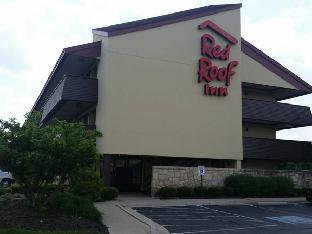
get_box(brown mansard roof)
[241,38,312,93]
[243,137,312,161]
[31,41,101,112]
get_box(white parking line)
[150,215,239,218]
[153,217,242,221]
[137,205,280,233]
[199,205,273,224]
[171,224,278,234]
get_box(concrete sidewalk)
[95,194,307,234]
[95,200,168,234]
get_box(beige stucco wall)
[242,123,276,139]
[241,53,297,89]
[94,9,243,160]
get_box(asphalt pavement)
[134,203,312,233]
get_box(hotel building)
[32,4,312,192]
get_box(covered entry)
[112,158,143,192]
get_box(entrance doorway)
[112,158,143,192]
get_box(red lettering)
[201,34,231,60]
[209,66,218,80]
[209,86,218,95]
[212,45,221,58]
[198,21,239,97]
[199,58,239,86]
[218,87,228,96]
[201,34,214,57]
[219,45,231,60]
[204,84,228,96]
[217,67,227,81]
[225,60,239,86]
[198,58,212,83]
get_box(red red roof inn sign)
[198,20,239,96]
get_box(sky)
[0,0,311,141]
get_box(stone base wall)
[151,166,312,195]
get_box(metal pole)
[201,174,203,188]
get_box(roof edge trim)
[94,4,242,37]
[241,38,312,93]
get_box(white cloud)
[0,0,311,141]
[0,0,203,122]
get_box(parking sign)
[198,165,205,176]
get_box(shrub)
[278,162,297,170]
[158,187,177,199]
[0,188,5,196]
[257,177,277,197]
[177,186,193,198]
[278,161,312,171]
[47,192,101,222]
[193,186,208,197]
[207,186,223,198]
[10,185,21,194]
[224,174,295,197]
[70,170,104,201]
[272,176,295,196]
[0,112,102,206]
[224,174,259,197]
[101,187,119,201]
[0,186,22,195]
[294,188,305,197]
[0,193,24,202]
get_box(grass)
[0,230,99,234]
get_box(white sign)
[198,166,205,176]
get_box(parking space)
[134,203,312,233]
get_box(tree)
[0,112,102,206]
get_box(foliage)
[294,188,305,197]
[177,186,193,198]
[224,174,259,197]
[278,161,312,171]
[257,176,277,197]
[193,186,208,197]
[0,193,25,202]
[224,174,295,197]
[0,185,21,196]
[207,186,223,198]
[46,192,101,222]
[158,187,177,199]
[10,185,21,194]
[0,112,101,206]
[0,187,12,196]
[101,187,119,201]
[70,170,104,201]
[272,176,295,196]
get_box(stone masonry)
[151,166,312,195]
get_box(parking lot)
[134,203,312,233]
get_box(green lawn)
[0,230,99,234]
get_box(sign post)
[198,165,205,188]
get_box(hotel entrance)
[112,158,143,192]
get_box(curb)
[255,201,289,206]
[115,203,169,234]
